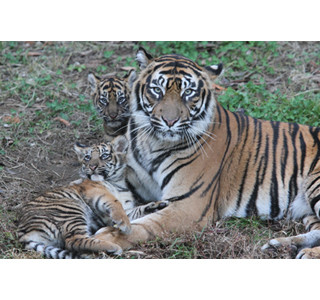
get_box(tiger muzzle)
[152,92,188,129]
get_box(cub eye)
[184,89,193,96]
[84,155,91,161]
[100,153,110,160]
[118,97,126,104]
[99,97,107,105]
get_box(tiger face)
[132,48,223,142]
[88,70,136,139]
[74,135,129,182]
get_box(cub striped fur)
[18,179,130,258]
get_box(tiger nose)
[89,164,98,171]
[163,116,179,127]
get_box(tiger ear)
[123,69,137,88]
[136,47,154,70]
[204,63,224,81]
[88,73,101,93]
[74,142,89,160]
[111,135,128,153]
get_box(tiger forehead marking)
[100,77,126,96]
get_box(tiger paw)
[144,200,169,213]
[262,231,320,254]
[107,203,132,234]
[296,246,320,259]
[113,217,131,235]
[93,226,132,250]
[261,237,293,252]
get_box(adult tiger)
[94,48,320,258]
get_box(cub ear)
[74,142,89,160]
[88,73,101,93]
[204,63,224,81]
[123,69,137,88]
[136,47,154,70]
[111,135,129,153]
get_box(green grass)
[218,84,320,127]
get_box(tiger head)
[88,70,136,130]
[131,47,223,142]
[74,135,129,182]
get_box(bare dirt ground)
[0,41,319,259]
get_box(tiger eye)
[153,87,162,94]
[100,153,110,160]
[99,97,107,105]
[184,89,193,95]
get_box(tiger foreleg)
[93,202,206,251]
[74,181,132,234]
[102,198,132,234]
[126,200,169,221]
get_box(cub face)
[88,70,136,133]
[74,135,129,182]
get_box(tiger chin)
[88,70,136,141]
[92,47,320,259]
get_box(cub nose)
[89,164,98,171]
[162,116,179,127]
[109,113,118,119]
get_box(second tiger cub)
[74,135,169,221]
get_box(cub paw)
[113,217,131,235]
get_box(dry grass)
[0,41,319,259]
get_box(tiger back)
[88,70,136,141]
[17,179,131,258]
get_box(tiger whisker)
[190,131,208,158]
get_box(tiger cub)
[88,70,136,141]
[74,135,169,221]
[17,179,131,259]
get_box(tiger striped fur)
[17,179,131,258]
[88,70,136,141]
[74,135,169,221]
[93,47,320,258]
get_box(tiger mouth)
[86,169,112,180]
[151,126,185,140]
[150,121,189,136]
[103,117,121,122]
